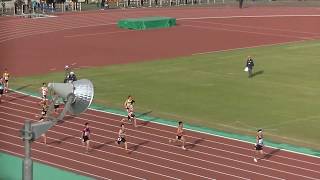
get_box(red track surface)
[1,6,320,76]
[0,92,320,179]
[1,6,320,180]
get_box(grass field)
[11,40,320,150]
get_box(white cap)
[70,71,74,75]
[65,65,69,69]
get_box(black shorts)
[0,89,3,95]
[4,80,8,83]
[117,137,126,144]
[128,114,135,119]
[42,95,47,99]
[83,136,89,142]
[255,144,263,151]
[177,135,182,140]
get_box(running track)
[0,91,319,179]
[1,6,320,180]
[1,6,320,76]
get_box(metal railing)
[1,0,320,17]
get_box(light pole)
[22,120,33,180]
[20,79,94,180]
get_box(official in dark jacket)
[246,56,254,78]
[64,71,77,83]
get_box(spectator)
[100,0,105,9]
[239,0,244,8]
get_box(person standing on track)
[40,83,48,101]
[81,122,91,153]
[2,68,10,93]
[169,121,186,150]
[0,78,4,103]
[116,123,128,151]
[253,129,264,162]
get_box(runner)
[38,99,49,144]
[37,99,49,120]
[52,92,60,114]
[0,78,4,103]
[123,95,135,113]
[127,104,137,127]
[169,121,187,150]
[2,68,10,93]
[122,95,136,126]
[81,122,91,153]
[253,129,264,162]
[38,118,47,145]
[116,123,128,151]
[40,83,48,101]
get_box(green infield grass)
[10,40,320,150]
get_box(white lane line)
[0,14,116,31]
[181,24,312,40]
[0,132,178,180]
[0,18,111,38]
[180,19,320,36]
[0,112,267,180]
[81,111,320,166]
[1,14,319,43]
[64,30,130,38]
[6,93,320,166]
[0,22,117,44]
[0,122,229,180]
[0,125,203,180]
[0,149,111,180]
[1,106,319,180]
[177,14,320,20]
[0,117,275,180]
[0,140,145,180]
